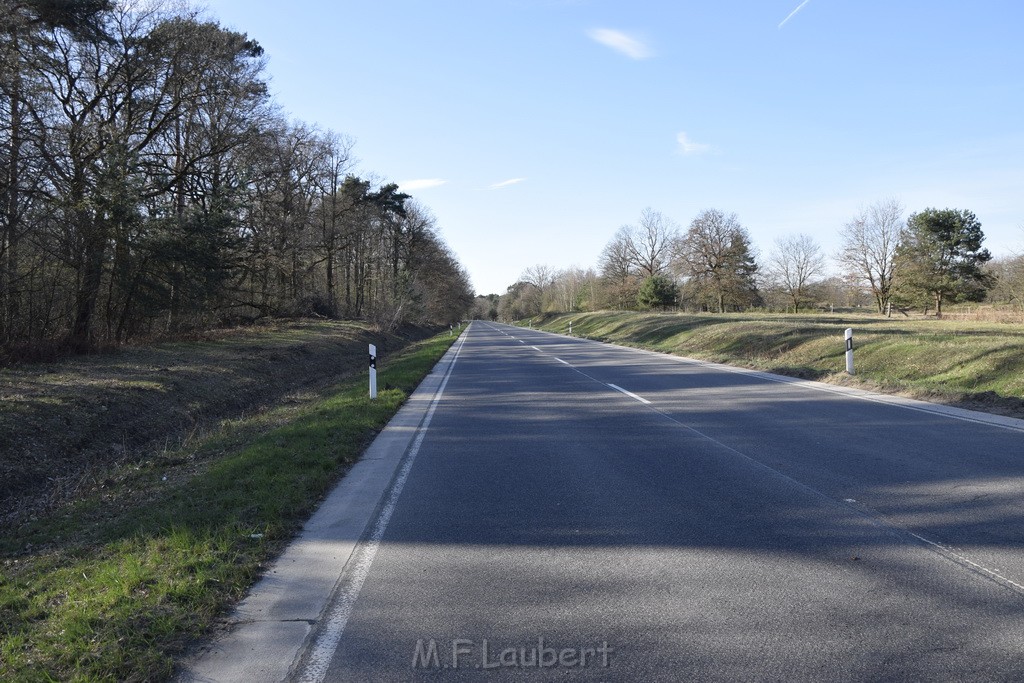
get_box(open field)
[526,311,1024,418]
[0,325,456,681]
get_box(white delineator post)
[369,344,378,399]
[568,320,573,336]
[844,328,855,375]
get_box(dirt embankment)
[0,320,432,522]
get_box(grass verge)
[526,311,1024,415]
[1,319,431,520]
[0,331,457,682]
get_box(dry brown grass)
[940,307,1024,324]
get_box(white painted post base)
[844,328,854,375]
[369,344,378,399]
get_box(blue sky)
[203,0,1024,295]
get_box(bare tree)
[520,263,555,312]
[598,231,639,309]
[816,276,872,310]
[0,7,45,344]
[310,131,356,315]
[767,234,826,313]
[837,198,903,315]
[595,208,677,310]
[0,1,476,356]
[550,266,589,312]
[985,255,1024,312]
[674,209,760,313]
[521,263,555,292]
[404,229,473,326]
[624,207,677,278]
[498,280,540,320]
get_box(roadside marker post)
[369,344,378,399]
[845,328,855,375]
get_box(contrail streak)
[778,0,811,28]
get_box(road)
[290,321,1024,681]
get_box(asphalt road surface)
[292,322,1024,682]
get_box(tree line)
[484,199,1021,320]
[1,0,473,360]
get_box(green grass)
[0,332,456,682]
[528,311,1024,405]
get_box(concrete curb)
[176,333,466,682]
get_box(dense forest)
[0,0,474,361]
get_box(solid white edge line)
[655,351,1024,433]
[494,323,1024,596]
[523,325,1024,434]
[296,331,468,683]
[527,325,1024,594]
[607,383,652,405]
[902,529,1024,594]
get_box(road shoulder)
[176,334,466,682]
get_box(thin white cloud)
[778,0,812,28]
[676,132,711,156]
[490,178,527,189]
[586,28,652,60]
[398,178,447,191]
